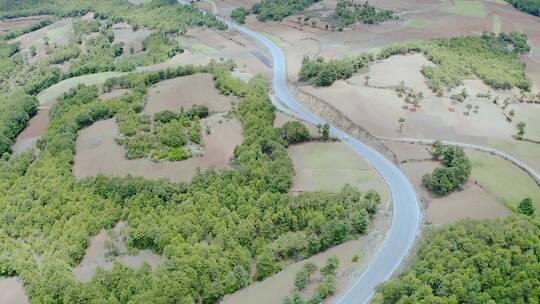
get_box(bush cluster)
[422,141,471,196]
[376,216,540,303]
[335,0,398,26]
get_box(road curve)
[379,136,540,186]
[178,2,422,302]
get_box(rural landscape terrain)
[0,0,539,303]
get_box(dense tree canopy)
[422,141,471,196]
[506,0,540,16]
[376,216,540,303]
[251,0,321,22]
[0,61,382,303]
[299,32,532,92]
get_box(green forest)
[0,59,382,303]
[375,216,540,303]
[506,0,540,16]
[250,0,321,22]
[0,0,222,155]
[299,32,531,93]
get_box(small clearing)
[0,277,29,304]
[352,53,434,93]
[136,50,212,72]
[426,184,511,225]
[11,101,52,155]
[73,115,242,183]
[0,15,50,33]
[37,72,126,104]
[145,73,236,115]
[73,221,164,282]
[288,142,389,200]
[112,22,153,53]
[467,149,540,211]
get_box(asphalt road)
[177,2,422,302]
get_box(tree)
[474,105,479,113]
[509,109,515,121]
[322,123,330,141]
[279,121,310,144]
[516,121,526,140]
[320,256,339,277]
[398,117,405,133]
[465,103,473,115]
[518,197,535,216]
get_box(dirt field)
[136,50,212,72]
[37,72,126,104]
[467,149,540,211]
[177,27,272,78]
[0,15,50,33]
[0,277,29,304]
[112,22,153,53]
[145,73,237,115]
[222,177,391,304]
[287,142,389,200]
[11,19,73,64]
[73,114,242,182]
[74,221,164,282]
[11,100,54,155]
[426,184,511,225]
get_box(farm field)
[288,141,389,201]
[37,72,126,104]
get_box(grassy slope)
[467,149,540,212]
[295,142,389,201]
[444,0,488,18]
[37,72,126,104]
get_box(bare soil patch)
[0,277,29,304]
[352,53,434,93]
[179,27,272,78]
[426,183,511,225]
[12,19,73,64]
[112,22,153,53]
[136,50,212,72]
[287,141,389,200]
[11,100,54,155]
[0,15,50,33]
[74,221,164,282]
[145,73,237,115]
[73,114,242,183]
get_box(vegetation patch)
[443,0,488,18]
[422,141,472,196]
[505,0,540,17]
[334,0,398,27]
[232,0,322,22]
[0,60,383,303]
[376,216,540,303]
[299,32,532,93]
[116,104,208,161]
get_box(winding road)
[178,1,422,302]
